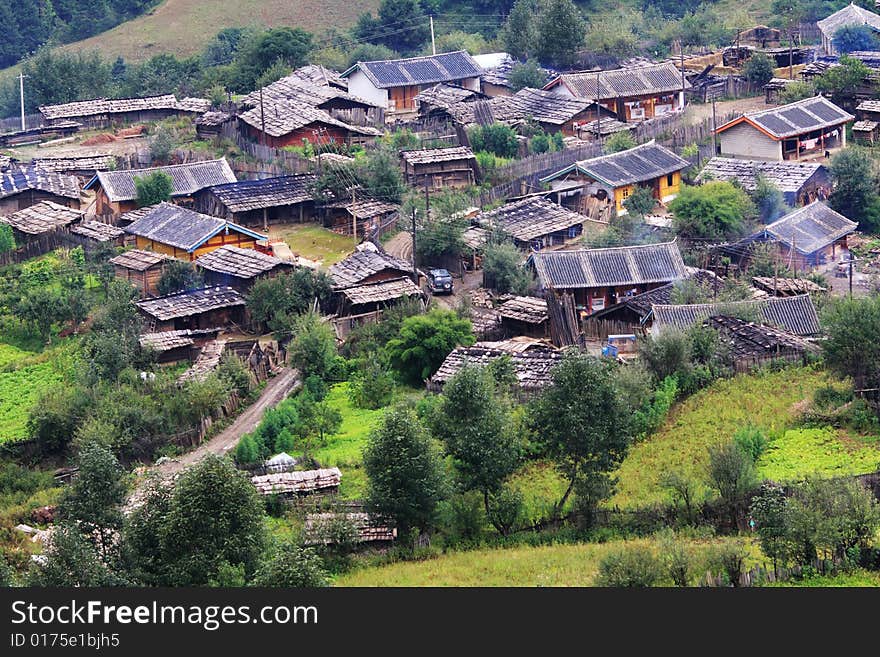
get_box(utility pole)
[849,256,854,298]
[18,72,27,132]
[711,97,718,155]
[352,186,357,239]
[424,174,431,220]
[679,41,686,113]
[595,71,602,145]
[430,16,436,56]
[789,27,795,80]
[259,86,266,146]
[411,207,418,284]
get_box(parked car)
[427,268,454,294]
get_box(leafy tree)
[57,443,126,561]
[27,523,125,587]
[482,239,532,294]
[415,216,467,264]
[0,224,14,253]
[363,406,447,539]
[815,54,871,98]
[828,147,880,232]
[623,186,656,219]
[232,27,313,91]
[246,269,333,332]
[501,0,540,60]
[357,0,430,55]
[235,433,261,465]
[468,123,519,158]
[535,0,586,68]
[27,384,92,455]
[706,440,758,527]
[751,173,787,224]
[528,354,632,517]
[833,24,879,54]
[709,539,749,587]
[287,311,337,380]
[385,308,475,384]
[358,144,408,202]
[508,60,546,91]
[670,181,756,240]
[15,287,64,343]
[134,170,173,207]
[274,427,296,454]
[596,544,662,587]
[779,80,816,104]
[431,365,521,533]
[156,260,203,296]
[821,295,880,414]
[604,130,637,154]
[348,360,396,409]
[742,52,775,87]
[486,486,524,536]
[749,482,790,574]
[251,541,328,587]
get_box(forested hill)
[0,0,158,69]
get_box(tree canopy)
[670,182,756,240]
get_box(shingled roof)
[497,296,548,324]
[290,64,347,89]
[697,157,828,194]
[0,166,80,200]
[817,3,880,40]
[0,201,83,235]
[31,154,116,174]
[449,88,596,127]
[195,245,292,280]
[339,277,423,306]
[241,73,373,109]
[110,248,169,271]
[251,468,342,495]
[139,328,221,352]
[400,146,476,165]
[343,50,483,88]
[650,294,820,336]
[39,94,209,121]
[541,141,689,188]
[205,174,317,212]
[84,159,236,203]
[475,196,587,242]
[135,286,245,321]
[414,83,484,110]
[530,240,687,289]
[238,101,381,138]
[715,95,854,140]
[428,341,562,393]
[326,197,400,219]
[69,220,125,242]
[704,314,820,359]
[123,203,267,252]
[329,249,413,288]
[757,201,857,255]
[544,62,689,100]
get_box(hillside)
[50,0,378,65]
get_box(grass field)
[758,427,880,482]
[763,571,880,587]
[269,224,356,267]
[335,536,761,587]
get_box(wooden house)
[496,296,549,338]
[737,25,783,48]
[123,203,268,262]
[194,245,293,293]
[0,201,83,244]
[195,112,233,140]
[751,277,827,297]
[540,142,689,216]
[706,315,819,372]
[31,154,116,180]
[715,96,853,161]
[39,94,209,127]
[84,159,237,217]
[341,51,483,115]
[474,196,594,251]
[110,249,170,297]
[0,166,80,214]
[323,197,399,237]
[240,73,375,114]
[649,294,821,337]
[856,99,880,122]
[853,119,880,144]
[400,146,478,191]
[67,220,126,252]
[303,512,397,546]
[529,240,688,314]
[696,157,831,207]
[288,64,348,91]
[135,286,246,332]
[415,83,487,120]
[748,200,857,271]
[817,3,880,55]
[238,102,381,148]
[473,52,549,98]
[543,62,689,122]
[336,277,425,317]
[195,174,318,228]
[329,247,415,289]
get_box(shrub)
[482,239,532,295]
[733,425,768,462]
[348,361,396,410]
[595,544,662,587]
[385,309,474,385]
[134,170,173,207]
[604,131,637,154]
[743,52,774,87]
[468,123,519,158]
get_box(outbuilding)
[135,286,246,332]
[194,244,294,292]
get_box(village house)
[84,159,237,217]
[714,96,854,161]
[194,174,318,228]
[697,158,831,207]
[67,219,126,252]
[496,296,549,338]
[529,240,688,314]
[194,245,294,293]
[540,141,689,218]
[817,3,880,55]
[139,328,223,365]
[237,102,381,148]
[289,64,348,91]
[474,196,595,251]
[705,315,820,372]
[110,249,170,298]
[649,294,821,337]
[746,200,857,272]
[543,62,689,122]
[341,51,483,115]
[329,247,415,290]
[335,277,425,317]
[0,201,83,245]
[0,166,80,214]
[135,286,246,332]
[194,111,234,140]
[241,72,376,114]
[123,203,268,262]
[323,197,400,237]
[30,154,116,180]
[303,512,397,547]
[414,83,487,120]
[400,146,478,191]
[751,276,827,297]
[39,94,210,127]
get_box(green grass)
[763,571,880,587]
[758,427,880,482]
[610,367,829,510]
[269,224,356,267]
[507,460,570,525]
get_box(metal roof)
[544,62,689,99]
[123,203,267,252]
[542,141,688,188]
[135,286,245,321]
[651,294,820,336]
[759,200,857,255]
[475,196,587,242]
[715,95,854,140]
[529,240,687,289]
[343,51,483,89]
[85,159,236,203]
[0,165,80,200]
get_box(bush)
[134,170,173,207]
[733,425,768,463]
[743,52,774,87]
[482,239,533,295]
[348,361,396,410]
[385,309,474,385]
[468,123,519,159]
[604,131,637,154]
[595,544,662,587]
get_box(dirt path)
[384,230,413,262]
[151,367,300,479]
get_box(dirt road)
[384,230,413,262]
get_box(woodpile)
[544,290,583,347]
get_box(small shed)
[0,200,83,244]
[400,146,478,191]
[250,467,342,497]
[853,119,879,144]
[68,219,126,252]
[195,174,317,228]
[751,276,827,297]
[697,157,830,207]
[329,248,415,289]
[110,249,170,297]
[856,99,880,122]
[705,315,820,372]
[474,196,592,250]
[323,198,400,237]
[194,244,294,292]
[195,111,233,140]
[31,154,116,179]
[39,94,210,127]
[139,328,222,364]
[496,296,549,338]
[135,286,246,332]
[336,276,424,316]
[303,512,397,546]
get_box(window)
[621,187,631,199]
[667,173,674,186]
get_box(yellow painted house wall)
[658,170,681,200]
[613,185,635,213]
[135,233,258,262]
[613,172,682,214]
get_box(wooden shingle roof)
[195,245,292,280]
[242,74,372,109]
[31,154,116,174]
[135,286,245,321]
[414,83,483,109]
[705,315,820,358]
[400,146,475,165]
[39,94,209,121]
[251,468,342,495]
[329,249,413,288]
[85,159,236,203]
[344,51,482,88]
[759,201,857,255]
[339,277,423,305]
[205,174,316,212]
[715,96,854,140]
[530,240,687,289]
[0,166,80,200]
[544,62,689,100]
[697,157,828,194]
[139,328,221,352]
[817,3,880,40]
[429,341,562,392]
[69,220,125,241]
[650,294,820,336]
[476,196,587,242]
[542,141,689,188]
[110,248,169,271]
[497,296,548,324]
[123,203,267,252]
[327,197,400,219]
[0,201,83,235]
[238,101,380,138]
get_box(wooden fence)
[0,113,42,134]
